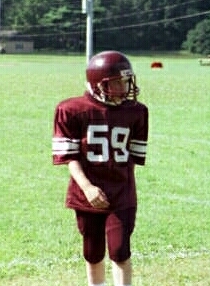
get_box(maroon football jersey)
[53,92,148,213]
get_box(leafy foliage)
[1,0,210,53]
[183,18,210,55]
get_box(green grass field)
[0,53,210,285]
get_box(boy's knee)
[84,253,105,264]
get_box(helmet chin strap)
[87,82,108,104]
[105,96,125,106]
[86,82,94,95]
[87,81,128,106]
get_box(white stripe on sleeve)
[52,137,80,155]
[129,139,147,158]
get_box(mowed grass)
[0,54,209,285]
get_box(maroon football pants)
[75,208,136,263]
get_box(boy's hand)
[68,161,110,209]
[84,185,110,209]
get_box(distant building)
[0,30,34,54]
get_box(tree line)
[1,0,210,54]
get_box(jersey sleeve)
[52,103,81,165]
[129,105,149,165]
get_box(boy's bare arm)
[68,160,110,209]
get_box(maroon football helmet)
[86,51,139,104]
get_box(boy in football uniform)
[52,51,149,286]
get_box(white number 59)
[87,125,130,162]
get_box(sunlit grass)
[0,54,209,285]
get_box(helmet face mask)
[86,51,139,105]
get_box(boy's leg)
[86,259,105,285]
[112,258,132,286]
[75,211,107,285]
[106,208,136,286]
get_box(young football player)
[52,50,149,286]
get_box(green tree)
[38,2,85,50]
[2,0,50,28]
[1,0,210,52]
[182,18,210,55]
